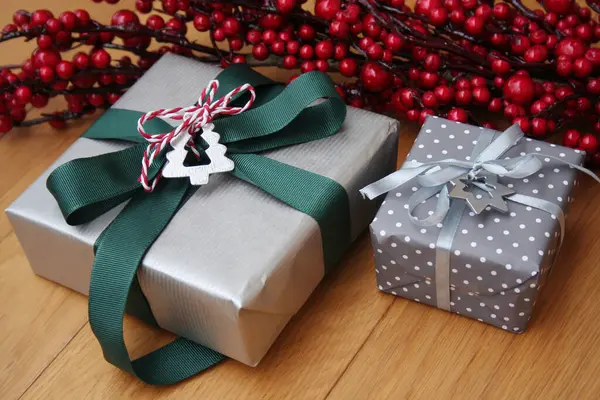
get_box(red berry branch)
[0,0,599,163]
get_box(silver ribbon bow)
[360,124,600,311]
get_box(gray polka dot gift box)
[361,116,599,333]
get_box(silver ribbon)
[361,124,600,311]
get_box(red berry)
[0,115,13,133]
[13,10,30,27]
[531,118,548,137]
[276,0,296,13]
[252,44,269,61]
[231,55,246,64]
[429,8,448,26]
[563,129,581,147]
[108,93,121,104]
[415,0,443,16]
[556,58,573,76]
[45,18,63,34]
[447,107,468,122]
[333,43,348,60]
[31,9,53,26]
[555,38,586,59]
[37,35,54,50]
[543,0,573,15]
[579,134,598,154]
[193,14,211,32]
[73,52,89,69]
[315,60,329,72]
[271,40,286,55]
[34,49,61,68]
[147,15,165,30]
[503,75,536,106]
[586,49,600,67]
[524,45,548,62]
[38,66,55,83]
[424,54,441,72]
[262,30,277,45]
[455,89,472,105]
[399,89,416,108]
[283,55,297,69]
[166,18,186,34]
[422,91,438,108]
[464,16,485,35]
[404,109,419,122]
[573,58,593,77]
[56,61,75,79]
[315,40,334,59]
[213,28,226,42]
[434,86,453,104]
[419,72,439,88]
[286,40,299,55]
[472,87,491,104]
[59,11,77,31]
[491,59,511,75]
[556,86,574,100]
[299,44,314,60]
[315,0,341,20]
[329,20,350,39]
[298,24,315,41]
[587,79,600,95]
[300,61,316,73]
[513,117,531,133]
[91,49,111,69]
[419,109,435,124]
[30,93,48,108]
[48,115,67,129]
[99,74,114,86]
[88,94,106,107]
[359,37,375,51]
[470,76,486,88]
[341,3,361,24]
[391,90,406,113]
[367,44,384,60]
[14,86,32,104]
[511,36,531,55]
[136,0,153,13]
[488,98,502,113]
[111,10,140,27]
[222,17,240,37]
[339,58,358,77]
[360,62,391,92]
[364,21,382,38]
[493,3,510,19]
[258,13,284,30]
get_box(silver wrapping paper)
[370,117,582,332]
[6,54,399,366]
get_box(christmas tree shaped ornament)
[162,123,235,185]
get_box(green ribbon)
[46,65,350,385]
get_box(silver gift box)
[370,117,582,332]
[6,54,399,366]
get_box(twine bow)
[137,80,256,192]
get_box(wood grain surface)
[1,1,600,399]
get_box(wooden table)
[2,1,600,399]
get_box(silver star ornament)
[448,174,515,214]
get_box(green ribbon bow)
[46,65,350,385]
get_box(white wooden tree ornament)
[162,123,235,185]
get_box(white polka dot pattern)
[371,117,584,333]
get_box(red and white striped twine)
[137,80,255,192]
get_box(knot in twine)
[137,80,255,192]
